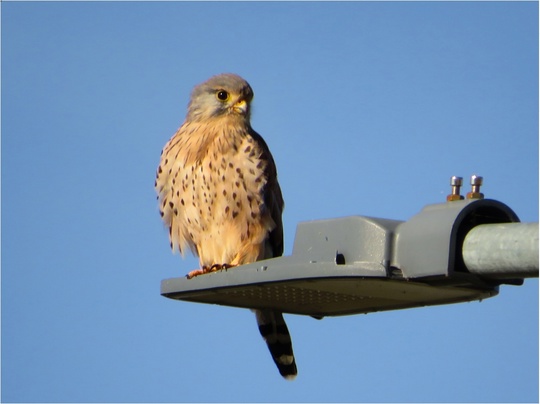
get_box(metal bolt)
[447,176,464,201]
[467,175,484,199]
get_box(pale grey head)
[186,73,254,122]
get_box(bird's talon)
[187,264,234,279]
[186,268,206,279]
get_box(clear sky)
[2,1,538,402]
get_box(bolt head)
[450,176,463,186]
[470,175,483,185]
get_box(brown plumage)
[155,73,297,379]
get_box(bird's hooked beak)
[233,99,249,115]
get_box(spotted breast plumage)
[155,73,297,379]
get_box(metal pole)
[462,222,539,279]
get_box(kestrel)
[155,73,297,379]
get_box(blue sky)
[2,1,538,402]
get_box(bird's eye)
[216,90,229,101]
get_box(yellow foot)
[186,264,236,279]
[186,269,206,279]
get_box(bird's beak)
[233,99,249,115]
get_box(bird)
[155,73,297,380]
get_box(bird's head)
[186,73,254,123]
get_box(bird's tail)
[255,309,297,380]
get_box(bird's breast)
[164,125,274,266]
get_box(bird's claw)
[186,269,206,279]
[186,264,236,279]
[209,263,234,271]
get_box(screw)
[447,176,464,201]
[466,175,484,199]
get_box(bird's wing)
[249,128,284,257]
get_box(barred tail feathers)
[255,309,297,380]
